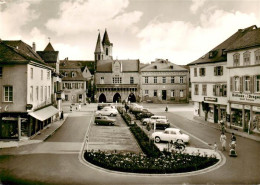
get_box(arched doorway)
[99,93,106,103]
[113,93,121,103]
[128,93,136,102]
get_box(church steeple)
[101,29,113,60]
[102,29,111,46]
[44,42,55,51]
[94,32,103,61]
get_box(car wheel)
[110,113,113,116]
[109,122,112,126]
[143,122,147,125]
[155,137,161,143]
[96,122,98,125]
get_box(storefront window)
[0,119,18,139]
[231,109,243,127]
[253,113,260,132]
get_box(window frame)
[256,75,260,93]
[154,76,157,83]
[244,76,250,92]
[233,53,240,67]
[255,49,260,64]
[171,76,175,83]
[194,68,197,77]
[194,84,199,95]
[243,51,250,66]
[130,77,134,84]
[154,90,157,97]
[180,76,184,84]
[162,77,166,83]
[3,86,13,102]
[145,77,148,84]
[202,84,207,96]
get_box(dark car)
[135,109,154,120]
[95,116,116,126]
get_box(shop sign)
[232,93,260,101]
[26,104,33,110]
[231,104,243,109]
[253,106,260,112]
[2,117,18,121]
[244,105,251,110]
[204,97,217,102]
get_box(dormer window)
[72,72,76,77]
[222,49,226,56]
[64,72,68,77]
[209,51,213,58]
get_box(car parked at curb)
[142,115,169,126]
[94,116,116,126]
[151,128,190,143]
[95,107,118,116]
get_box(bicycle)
[170,139,186,152]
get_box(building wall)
[0,65,27,112]
[62,80,86,103]
[27,64,52,111]
[95,71,140,102]
[141,71,189,103]
[190,62,228,123]
[227,47,260,131]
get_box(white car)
[142,115,168,125]
[96,107,118,116]
[151,128,190,143]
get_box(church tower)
[94,32,104,62]
[102,29,113,60]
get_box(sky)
[0,0,260,65]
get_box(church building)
[94,30,140,103]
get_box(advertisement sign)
[204,97,218,102]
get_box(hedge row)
[84,151,218,174]
[130,125,161,157]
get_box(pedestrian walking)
[60,111,64,120]
[78,103,81,111]
[229,140,237,157]
[231,133,236,142]
[165,105,168,112]
[213,142,218,152]
[70,104,73,112]
[220,132,227,151]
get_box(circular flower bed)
[84,151,219,174]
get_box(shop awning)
[28,106,59,121]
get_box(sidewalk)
[189,115,260,142]
[0,113,68,149]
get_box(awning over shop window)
[28,106,59,121]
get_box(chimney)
[32,42,36,52]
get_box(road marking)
[170,123,211,148]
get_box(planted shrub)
[84,151,218,174]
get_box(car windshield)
[179,130,182,134]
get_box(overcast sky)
[0,0,260,64]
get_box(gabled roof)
[187,25,257,66]
[44,42,55,51]
[60,60,95,75]
[94,33,103,53]
[226,26,260,51]
[60,70,86,81]
[102,29,112,46]
[0,40,46,65]
[96,59,139,72]
[141,59,187,72]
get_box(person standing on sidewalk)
[220,132,227,151]
[78,103,81,111]
[60,111,64,120]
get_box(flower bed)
[84,151,218,174]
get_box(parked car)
[142,115,169,126]
[95,107,118,116]
[95,116,116,126]
[151,128,190,143]
[129,103,143,113]
[135,109,154,120]
[97,103,112,110]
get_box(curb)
[79,141,226,177]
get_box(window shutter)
[250,76,254,93]
[204,68,206,76]
[214,67,216,76]
[240,76,243,92]
[199,68,202,76]
[220,85,223,96]
[213,85,216,96]
[221,66,223,76]
[230,77,233,92]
